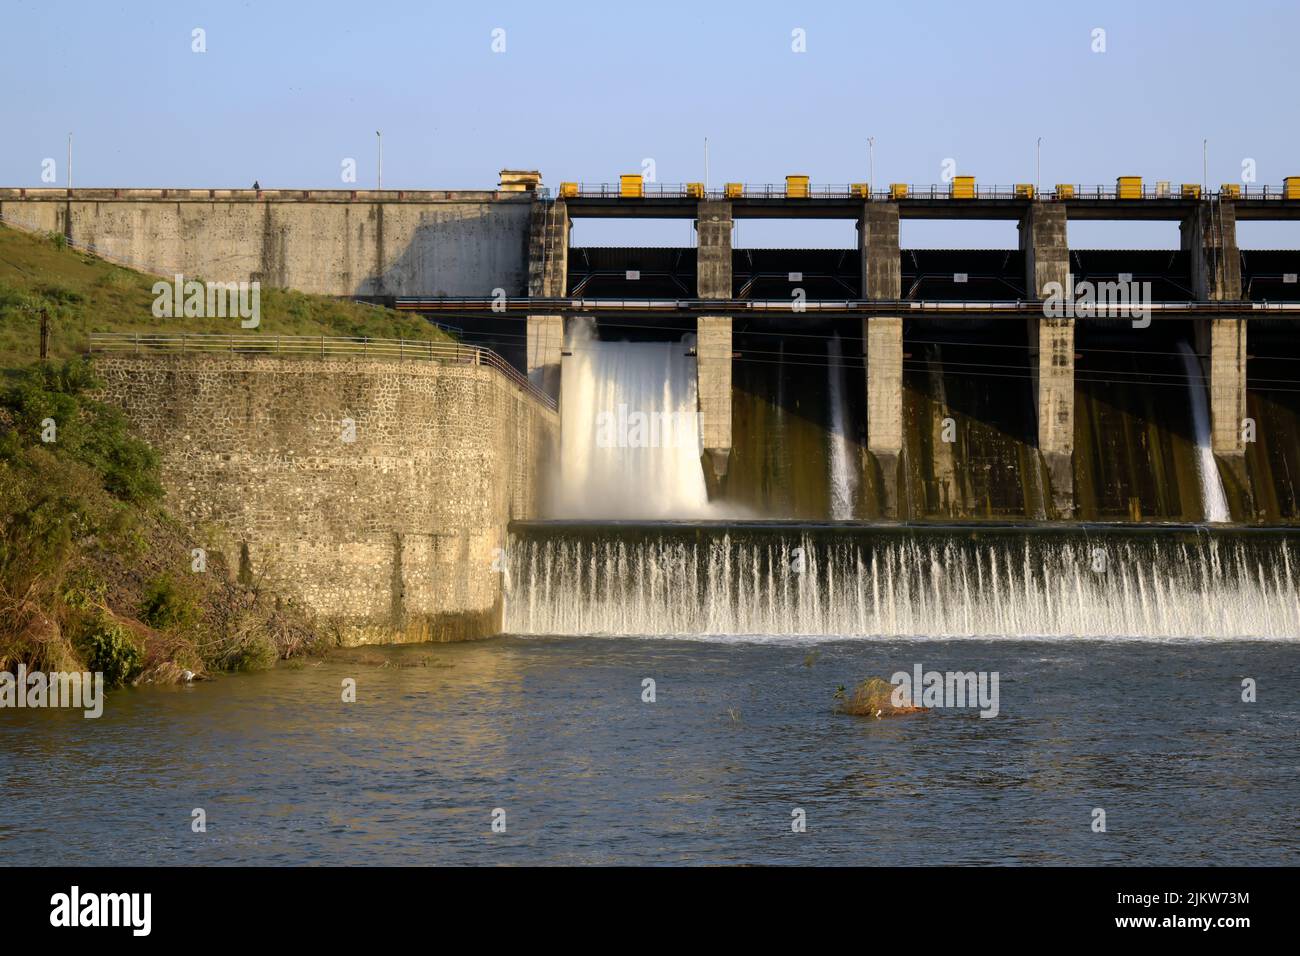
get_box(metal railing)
[396,295,1300,315]
[555,182,1297,202]
[86,332,556,411]
[0,186,542,202]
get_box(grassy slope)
[0,361,320,684]
[0,222,452,368]
[0,223,456,680]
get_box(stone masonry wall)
[93,354,558,644]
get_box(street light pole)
[376,131,383,191]
[704,136,709,192]
[67,133,73,190]
[1036,137,1042,196]
[868,137,875,194]
[1203,138,1208,193]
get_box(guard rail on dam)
[554,181,1300,203]
[553,180,1300,219]
[399,296,1300,318]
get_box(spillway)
[505,523,1300,641]
[548,321,714,519]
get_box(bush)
[2,358,162,504]
[140,574,201,632]
[35,283,83,305]
[220,620,278,673]
[60,567,107,611]
[79,615,143,687]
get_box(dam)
[7,0,1300,881]
[13,170,1299,642]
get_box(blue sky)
[3,0,1297,247]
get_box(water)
[506,524,1300,640]
[550,320,713,518]
[826,335,857,520]
[1177,341,1231,523]
[2,637,1295,865]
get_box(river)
[2,635,1296,865]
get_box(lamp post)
[376,131,383,191]
[868,137,875,195]
[1036,137,1042,197]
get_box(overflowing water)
[1177,341,1231,523]
[826,335,857,519]
[506,525,1300,640]
[549,320,713,518]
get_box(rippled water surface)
[2,636,1297,865]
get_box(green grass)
[0,223,453,369]
[0,358,320,682]
[0,223,423,678]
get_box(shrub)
[221,621,278,673]
[79,615,143,687]
[140,574,201,632]
[2,358,162,504]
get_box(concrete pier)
[1020,203,1075,517]
[859,202,903,516]
[1195,317,1248,457]
[526,200,569,398]
[696,201,733,489]
[1183,200,1242,302]
[1183,200,1247,461]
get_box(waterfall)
[549,319,715,519]
[826,335,857,519]
[505,525,1300,640]
[1177,341,1231,523]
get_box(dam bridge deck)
[558,182,1300,221]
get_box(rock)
[834,677,928,718]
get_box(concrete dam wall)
[93,354,558,644]
[717,316,1300,523]
[0,188,532,296]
